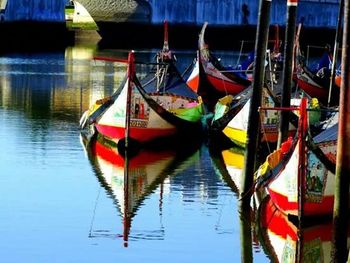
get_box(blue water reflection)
[0,46,270,262]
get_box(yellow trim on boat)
[223,127,247,148]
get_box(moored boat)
[209,86,306,149]
[255,98,345,217]
[83,51,204,151]
[294,24,339,106]
[186,22,252,111]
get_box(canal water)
[0,43,333,262]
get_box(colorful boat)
[294,24,339,106]
[80,39,206,150]
[186,22,252,111]
[80,21,205,151]
[255,98,344,217]
[209,86,305,149]
[257,196,350,262]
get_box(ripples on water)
[0,45,274,262]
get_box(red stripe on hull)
[95,124,177,143]
[261,130,296,143]
[297,79,328,101]
[207,75,247,95]
[268,188,336,216]
[187,75,200,93]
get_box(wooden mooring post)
[239,207,253,262]
[332,0,350,261]
[277,0,299,148]
[240,0,272,207]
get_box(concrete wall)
[149,0,340,28]
[1,0,340,28]
[4,0,66,21]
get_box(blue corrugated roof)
[314,123,338,144]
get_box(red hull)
[206,74,247,95]
[95,124,176,143]
[187,75,199,93]
[268,188,336,216]
[296,78,328,102]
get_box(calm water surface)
[0,45,272,262]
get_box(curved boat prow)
[79,110,89,129]
[159,20,173,61]
[199,21,208,49]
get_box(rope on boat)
[235,40,245,68]
[238,181,257,201]
[181,57,196,79]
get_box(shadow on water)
[0,22,75,54]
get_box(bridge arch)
[73,0,151,23]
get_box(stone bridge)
[74,0,341,27]
[75,0,151,23]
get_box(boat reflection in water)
[210,147,245,196]
[257,196,350,262]
[80,133,199,247]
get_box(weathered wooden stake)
[239,207,253,262]
[332,0,350,261]
[241,0,271,207]
[327,0,344,107]
[277,0,299,148]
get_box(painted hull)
[267,140,338,216]
[294,24,339,105]
[296,73,329,101]
[83,50,204,149]
[96,86,202,143]
[95,124,176,143]
[211,88,297,148]
[202,60,250,96]
[256,111,347,217]
[187,22,251,110]
[295,70,339,105]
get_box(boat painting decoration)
[255,98,345,217]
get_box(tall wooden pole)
[332,0,350,261]
[277,0,299,148]
[241,0,271,207]
[239,207,253,262]
[327,0,344,107]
